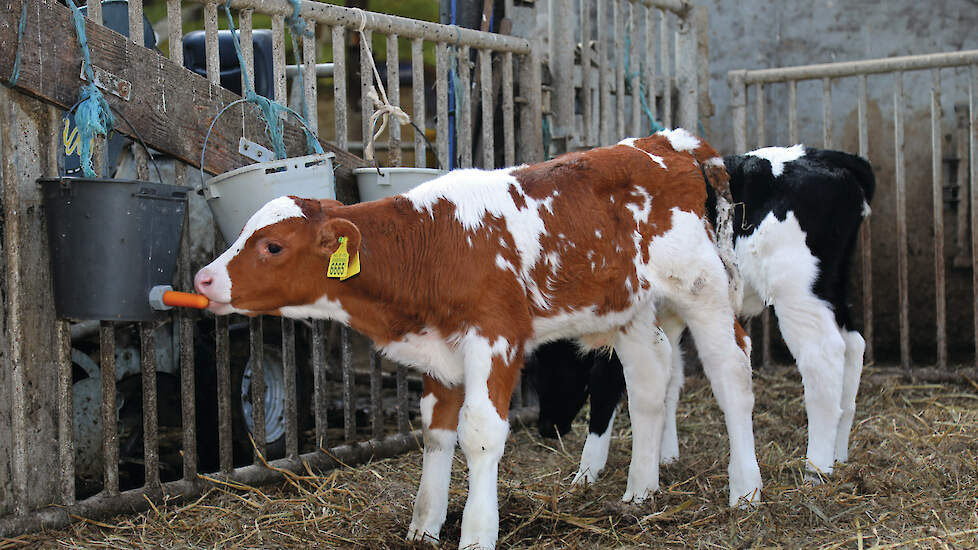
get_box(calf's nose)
[194,269,214,295]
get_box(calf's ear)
[317,218,362,258]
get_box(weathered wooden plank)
[0,0,365,189]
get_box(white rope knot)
[349,6,412,162]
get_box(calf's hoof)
[406,524,440,545]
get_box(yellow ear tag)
[327,237,361,280]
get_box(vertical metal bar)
[272,16,288,106]
[86,0,103,25]
[518,49,544,163]
[660,10,672,129]
[436,42,450,170]
[728,71,747,154]
[332,26,348,150]
[175,167,197,482]
[303,21,319,134]
[458,45,473,168]
[674,12,698,131]
[629,2,641,137]
[970,65,978,368]
[281,319,298,459]
[788,79,799,144]
[822,77,832,148]
[57,320,74,504]
[480,48,494,168]
[754,83,766,147]
[502,51,516,167]
[597,0,610,145]
[204,2,220,86]
[361,28,375,161]
[580,0,592,145]
[312,321,327,449]
[166,0,184,66]
[396,365,409,433]
[894,72,911,372]
[645,5,657,132]
[342,328,356,442]
[99,322,119,494]
[141,324,160,490]
[249,318,266,463]
[858,74,873,364]
[387,33,402,166]
[931,68,947,369]
[216,315,232,472]
[128,0,144,46]
[412,38,427,168]
[240,10,255,94]
[613,0,625,138]
[550,0,574,147]
[370,351,383,440]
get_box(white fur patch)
[705,156,725,167]
[572,410,616,485]
[861,201,872,218]
[734,211,818,308]
[279,295,351,323]
[656,128,701,152]
[382,328,464,386]
[746,144,805,177]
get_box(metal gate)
[0,0,710,536]
[727,51,978,371]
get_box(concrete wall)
[704,0,978,365]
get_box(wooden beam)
[0,0,366,195]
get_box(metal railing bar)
[360,28,374,161]
[312,320,328,449]
[303,20,319,135]
[894,72,911,372]
[204,2,220,87]
[175,166,198,483]
[822,77,832,148]
[216,315,233,473]
[660,10,672,129]
[57,320,74,505]
[858,74,874,364]
[645,5,657,133]
[459,45,473,168]
[370,351,383,440]
[166,0,184,67]
[970,64,978,368]
[597,0,611,145]
[396,365,409,433]
[502,51,516,167]
[341,327,356,442]
[480,48,494,168]
[387,33,402,166]
[282,318,298,459]
[99,322,119,495]
[630,3,641,137]
[614,0,625,138]
[736,49,978,84]
[128,0,144,47]
[931,68,947,369]
[412,38,427,168]
[249,318,267,464]
[581,0,592,146]
[140,323,161,491]
[240,10,255,101]
[86,0,102,25]
[788,79,798,144]
[332,26,348,150]
[436,42,450,170]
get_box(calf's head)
[194,196,359,317]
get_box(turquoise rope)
[67,1,115,178]
[8,3,27,86]
[623,34,664,134]
[284,0,319,153]
[220,0,322,159]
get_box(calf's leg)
[408,376,463,543]
[835,329,865,463]
[659,315,687,464]
[572,351,625,485]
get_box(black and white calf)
[527,145,875,483]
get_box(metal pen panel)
[436,42,450,170]
[361,28,375,161]
[894,72,910,372]
[272,16,288,110]
[216,315,233,472]
[140,324,160,490]
[930,69,946,368]
[166,0,184,67]
[822,77,832,148]
[249,318,267,463]
[858,74,874,364]
[239,10,255,95]
[57,321,73,504]
[412,38,427,168]
[332,26,348,150]
[597,0,611,145]
[645,6,657,132]
[99,322,119,494]
[614,0,625,139]
[175,166,197,482]
[459,45,473,168]
[387,33,402,166]
[728,71,747,154]
[480,48,494,169]
[502,51,516,167]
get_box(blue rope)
[623,34,664,134]
[284,0,319,154]
[67,1,115,178]
[220,0,322,159]
[8,2,27,86]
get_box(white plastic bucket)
[204,152,335,245]
[354,167,446,202]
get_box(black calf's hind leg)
[572,351,626,485]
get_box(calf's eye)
[266,242,283,255]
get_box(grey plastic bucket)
[203,152,336,245]
[40,177,190,322]
[354,167,446,202]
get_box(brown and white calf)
[194,129,761,548]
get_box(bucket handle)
[132,191,188,202]
[61,100,165,183]
[199,98,325,191]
